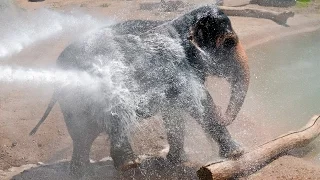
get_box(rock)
[250,0,297,7]
[11,142,17,148]
[139,0,185,12]
[160,0,185,12]
[28,0,45,2]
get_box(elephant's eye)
[223,37,236,49]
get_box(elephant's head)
[188,7,250,126]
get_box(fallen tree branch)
[139,2,294,26]
[220,6,294,26]
[197,115,320,180]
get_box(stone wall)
[250,0,297,7]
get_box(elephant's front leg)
[191,91,244,159]
[162,108,187,164]
[108,113,140,171]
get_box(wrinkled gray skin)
[31,5,250,177]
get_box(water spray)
[0,1,110,58]
[0,65,99,89]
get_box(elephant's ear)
[187,18,206,52]
[187,26,205,52]
[188,14,226,52]
[188,11,238,52]
[188,16,211,49]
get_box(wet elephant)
[30,4,250,177]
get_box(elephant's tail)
[29,90,59,135]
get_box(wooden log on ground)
[197,115,320,180]
[220,6,294,26]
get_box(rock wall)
[250,0,297,7]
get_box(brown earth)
[1,0,320,179]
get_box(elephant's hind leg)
[70,132,99,177]
[61,110,100,178]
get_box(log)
[220,6,295,26]
[138,2,294,26]
[197,115,320,180]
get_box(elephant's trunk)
[224,42,250,126]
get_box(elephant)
[30,4,250,177]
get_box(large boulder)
[250,0,296,7]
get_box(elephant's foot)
[111,148,141,171]
[69,160,89,178]
[166,150,187,165]
[219,140,244,159]
[117,157,141,171]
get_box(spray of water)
[0,65,99,89]
[0,0,110,58]
[92,32,207,130]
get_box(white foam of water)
[0,3,110,58]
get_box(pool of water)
[245,29,320,160]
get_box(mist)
[0,0,110,58]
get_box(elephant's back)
[56,28,120,72]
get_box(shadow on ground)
[11,157,200,180]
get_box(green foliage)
[297,0,311,2]
[296,0,311,8]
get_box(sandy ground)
[1,0,320,179]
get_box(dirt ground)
[1,0,320,179]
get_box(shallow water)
[245,30,320,160]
